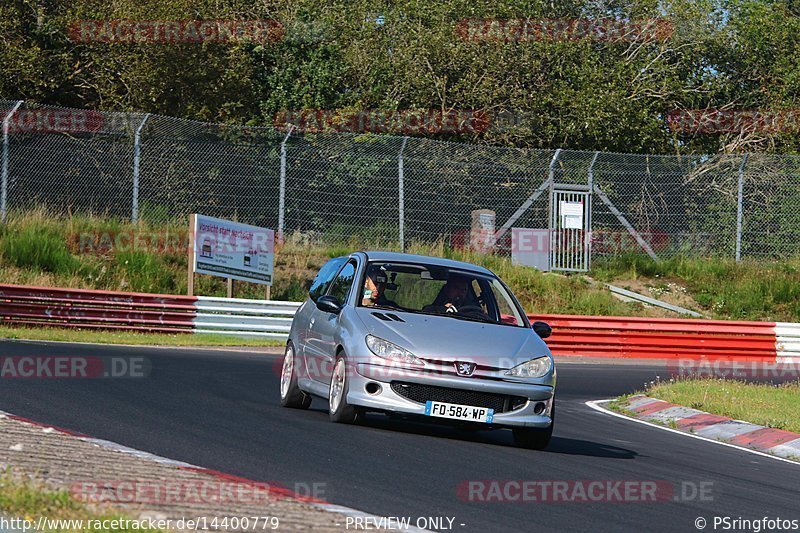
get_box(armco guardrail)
[194,296,301,338]
[0,284,196,333]
[1,283,799,359]
[775,323,800,362]
[0,284,300,338]
[528,314,792,362]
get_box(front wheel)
[512,400,555,450]
[328,355,359,424]
[280,343,311,409]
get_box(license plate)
[425,401,494,423]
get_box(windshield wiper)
[444,313,495,325]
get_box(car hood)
[353,307,551,366]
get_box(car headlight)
[505,356,552,378]
[365,335,424,366]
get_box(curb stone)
[616,395,800,462]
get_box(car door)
[299,257,347,359]
[306,259,358,384]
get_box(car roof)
[358,251,494,276]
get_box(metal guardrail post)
[1,101,23,223]
[132,113,151,223]
[736,153,749,262]
[398,136,409,252]
[277,126,294,243]
[605,284,703,317]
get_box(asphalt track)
[0,339,798,532]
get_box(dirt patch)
[610,276,705,317]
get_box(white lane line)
[82,437,194,467]
[585,399,800,467]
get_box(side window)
[328,261,357,305]
[472,279,490,315]
[490,279,525,327]
[309,257,347,302]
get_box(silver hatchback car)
[280,251,556,449]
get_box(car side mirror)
[532,321,552,339]
[316,295,342,314]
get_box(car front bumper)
[347,363,555,428]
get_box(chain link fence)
[2,100,799,261]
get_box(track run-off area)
[0,339,798,532]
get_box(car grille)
[390,381,527,413]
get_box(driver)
[423,274,479,315]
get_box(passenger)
[361,268,400,308]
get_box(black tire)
[328,354,359,424]
[512,399,555,450]
[279,343,311,409]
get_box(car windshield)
[358,261,527,328]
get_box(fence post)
[586,151,599,267]
[587,151,599,192]
[131,113,150,223]
[398,136,409,252]
[546,149,562,269]
[1,100,23,223]
[736,153,749,262]
[277,126,294,243]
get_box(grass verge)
[0,210,650,318]
[0,474,165,532]
[593,254,800,321]
[5,211,800,322]
[0,326,283,347]
[616,378,800,433]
